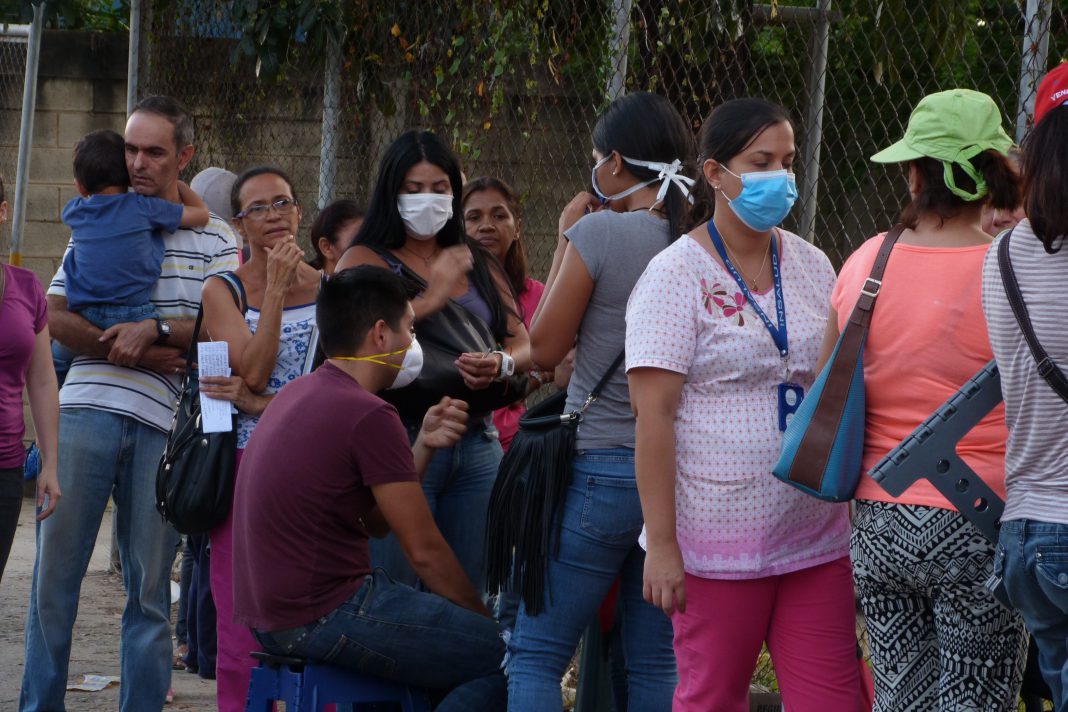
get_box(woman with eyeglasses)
[198,166,320,712]
[335,130,531,599]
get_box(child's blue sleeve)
[135,194,184,234]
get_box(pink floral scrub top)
[625,230,850,579]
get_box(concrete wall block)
[57,111,125,148]
[28,147,75,183]
[25,184,60,223]
[0,109,59,148]
[36,77,94,112]
[20,220,70,259]
[92,79,127,115]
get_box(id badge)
[777,382,805,432]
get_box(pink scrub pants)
[671,556,867,712]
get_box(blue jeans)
[52,303,158,386]
[21,408,179,712]
[252,568,507,712]
[998,519,1068,712]
[507,448,677,711]
[371,422,502,595]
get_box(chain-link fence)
[0,26,27,249]
[134,4,1066,698]
[137,0,1067,276]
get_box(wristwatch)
[156,319,172,343]
[494,350,515,380]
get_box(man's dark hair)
[317,265,416,357]
[132,95,194,150]
[73,130,130,194]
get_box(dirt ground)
[0,496,217,711]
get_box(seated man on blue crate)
[231,265,505,711]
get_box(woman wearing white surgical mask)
[511,91,692,712]
[336,130,531,599]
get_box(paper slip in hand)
[198,341,233,433]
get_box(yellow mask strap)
[330,344,409,369]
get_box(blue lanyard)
[706,221,788,359]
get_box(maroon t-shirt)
[232,362,419,631]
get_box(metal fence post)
[10,0,45,267]
[126,0,141,116]
[605,0,633,102]
[318,33,342,210]
[1015,0,1053,142]
[797,0,832,244]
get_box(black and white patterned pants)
[852,500,1028,712]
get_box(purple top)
[454,281,493,327]
[0,265,47,468]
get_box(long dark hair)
[353,130,513,340]
[691,98,792,227]
[1021,105,1068,253]
[462,176,529,299]
[591,91,695,241]
[899,152,1020,230]
[309,199,364,270]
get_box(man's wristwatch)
[493,350,515,380]
[156,319,172,343]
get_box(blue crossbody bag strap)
[782,224,904,494]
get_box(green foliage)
[229,0,344,79]
[0,0,130,30]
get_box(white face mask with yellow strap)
[332,336,423,390]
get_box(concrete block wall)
[1,31,127,448]
[1,31,128,287]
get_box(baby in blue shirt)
[53,129,209,382]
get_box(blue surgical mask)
[722,168,798,232]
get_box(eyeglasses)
[235,198,298,221]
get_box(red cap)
[1034,62,1068,126]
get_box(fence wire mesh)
[135,3,1067,695]
[0,28,26,247]
[138,0,1067,277]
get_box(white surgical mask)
[331,336,424,390]
[398,194,453,240]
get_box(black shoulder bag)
[156,272,246,535]
[485,351,625,615]
[998,229,1068,403]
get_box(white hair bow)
[622,156,696,207]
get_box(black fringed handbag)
[486,351,624,615]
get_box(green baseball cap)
[871,88,1013,201]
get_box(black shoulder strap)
[183,272,248,371]
[213,272,248,314]
[578,350,626,414]
[997,229,1068,404]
